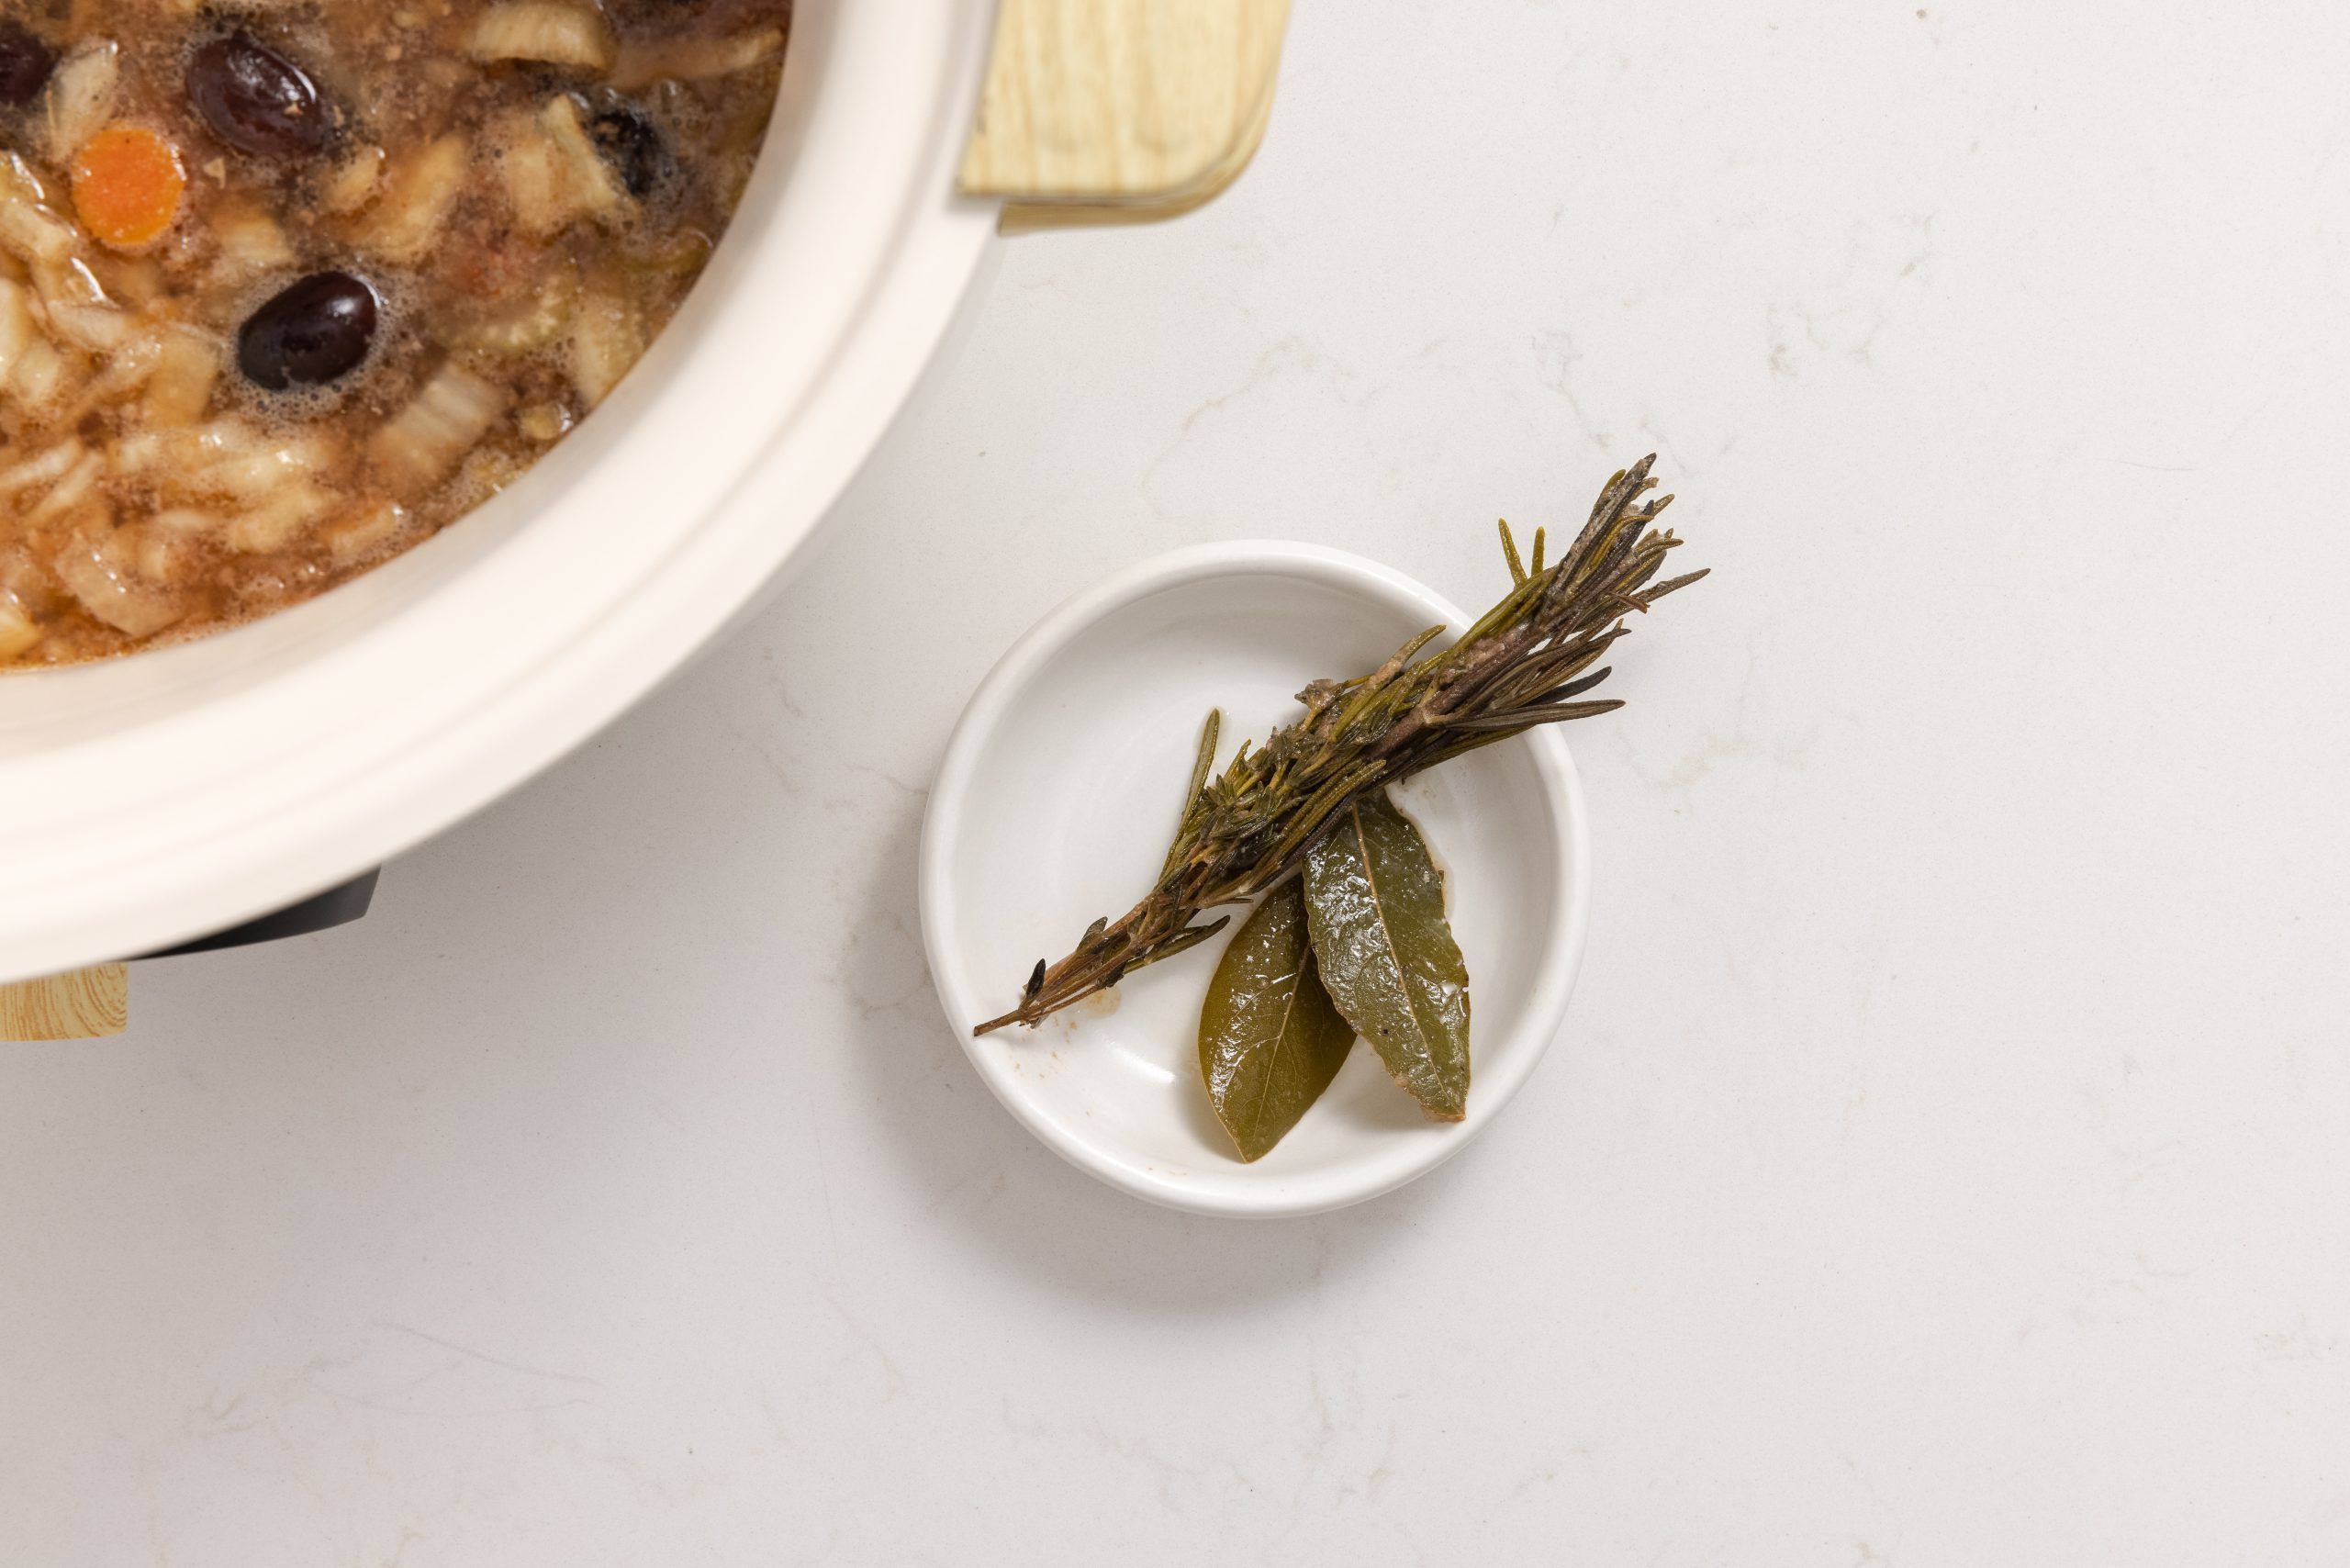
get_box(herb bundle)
[975,456,1705,1158]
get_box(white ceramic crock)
[0,0,1001,981]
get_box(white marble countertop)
[8,1,2350,1561]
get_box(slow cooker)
[1,0,1285,991]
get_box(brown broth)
[0,0,790,666]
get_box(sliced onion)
[466,4,615,73]
[353,135,468,266]
[367,363,509,490]
[611,28,781,90]
[38,41,118,165]
[55,540,184,638]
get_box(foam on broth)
[0,0,791,666]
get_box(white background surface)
[7,0,2350,1562]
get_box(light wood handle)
[0,965,128,1040]
[959,0,1291,230]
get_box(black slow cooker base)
[140,870,380,958]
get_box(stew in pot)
[0,0,790,666]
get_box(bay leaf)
[1197,877,1356,1162]
[1303,790,1471,1121]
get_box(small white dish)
[919,543,1590,1216]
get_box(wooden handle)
[959,0,1291,230]
[0,965,128,1040]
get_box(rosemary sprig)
[974,455,1704,1036]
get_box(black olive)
[238,272,379,391]
[185,32,332,158]
[0,21,57,108]
[588,105,668,198]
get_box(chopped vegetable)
[38,41,119,164]
[207,197,298,284]
[0,600,39,660]
[142,329,218,425]
[70,123,185,251]
[497,95,623,237]
[317,144,385,215]
[0,154,80,266]
[611,28,781,90]
[8,337,67,409]
[367,363,509,489]
[565,285,642,406]
[44,296,132,352]
[0,276,38,389]
[226,481,332,552]
[448,260,575,353]
[0,437,84,497]
[319,500,404,561]
[466,3,616,73]
[351,134,466,264]
[53,540,184,636]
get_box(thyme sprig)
[974,455,1704,1036]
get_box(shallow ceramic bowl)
[920,543,1591,1216]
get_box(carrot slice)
[71,125,186,252]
